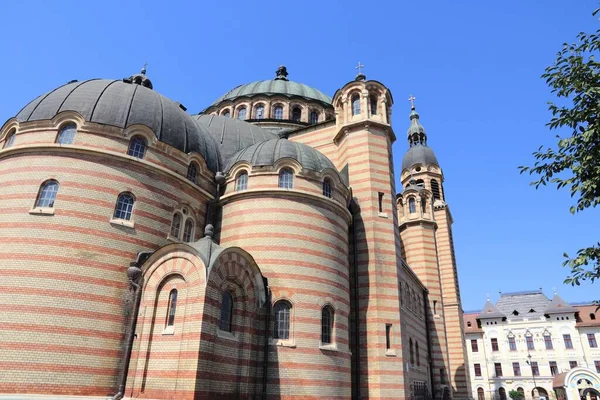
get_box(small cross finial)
[408,94,416,109]
[356,61,365,75]
[486,293,490,301]
[141,62,148,75]
[553,286,557,295]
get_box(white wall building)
[463,291,600,400]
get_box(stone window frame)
[30,179,60,215]
[168,205,196,243]
[127,135,147,159]
[271,298,295,347]
[111,192,136,228]
[56,122,77,145]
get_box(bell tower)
[398,100,472,400]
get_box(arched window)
[467,321,472,327]
[223,110,231,118]
[410,338,415,365]
[370,94,378,115]
[35,180,59,208]
[4,130,15,148]
[415,179,425,187]
[421,197,427,213]
[273,300,291,340]
[322,178,332,198]
[220,291,234,332]
[408,197,416,214]
[182,219,194,242]
[498,388,507,400]
[352,94,361,115]
[310,111,319,124]
[237,107,247,120]
[186,162,198,184]
[127,136,147,159]
[114,192,135,221]
[517,387,524,397]
[321,306,334,344]
[431,179,441,200]
[236,171,248,191]
[255,104,265,119]
[416,342,420,366]
[273,105,283,120]
[477,388,485,400]
[56,123,77,144]
[278,168,293,189]
[292,107,302,122]
[166,289,177,327]
[170,212,182,238]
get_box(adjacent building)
[464,291,600,400]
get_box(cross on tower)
[141,62,148,75]
[356,61,364,75]
[408,94,416,109]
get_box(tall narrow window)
[352,94,360,115]
[588,333,598,348]
[530,361,539,376]
[370,94,378,115]
[550,361,558,376]
[508,336,517,351]
[278,168,293,189]
[477,388,485,400]
[182,219,194,242]
[385,324,392,350]
[415,342,420,366]
[544,334,553,350]
[166,289,177,327]
[323,179,332,198]
[408,197,416,214]
[186,162,198,184]
[237,107,247,120]
[494,363,503,377]
[431,179,441,200]
[526,335,535,350]
[56,123,76,144]
[292,107,302,122]
[321,306,334,344]
[128,136,147,159]
[236,171,248,191]
[564,334,573,349]
[420,197,427,213]
[409,338,415,364]
[273,105,283,120]
[513,362,521,376]
[114,192,135,221]
[4,130,15,148]
[499,388,507,400]
[273,300,291,340]
[471,339,479,352]
[310,111,319,124]
[595,360,600,373]
[255,104,265,119]
[220,291,234,332]
[491,338,499,351]
[440,368,446,384]
[170,212,182,238]
[378,192,384,212]
[35,180,59,208]
[569,360,578,369]
[474,363,482,377]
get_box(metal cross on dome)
[408,94,416,109]
[356,61,365,75]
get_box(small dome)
[224,138,338,175]
[401,145,439,171]
[193,115,278,169]
[209,66,332,108]
[14,79,220,172]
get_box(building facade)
[0,65,470,399]
[464,291,600,400]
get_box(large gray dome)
[15,79,220,172]
[193,114,277,169]
[224,138,338,175]
[212,80,332,106]
[401,145,439,171]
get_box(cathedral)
[0,65,471,399]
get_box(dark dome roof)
[212,80,332,106]
[224,138,338,175]
[401,145,439,171]
[192,115,277,169]
[15,79,220,172]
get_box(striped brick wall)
[218,171,352,399]
[0,125,213,396]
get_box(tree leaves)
[521,10,600,286]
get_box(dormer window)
[512,310,519,316]
[529,308,536,313]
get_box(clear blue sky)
[1,0,597,310]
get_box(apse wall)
[218,165,352,398]
[0,120,213,396]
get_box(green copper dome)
[210,66,332,107]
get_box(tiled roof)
[495,291,550,319]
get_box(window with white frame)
[169,206,195,242]
[56,123,77,144]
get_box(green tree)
[520,8,600,286]
[509,390,524,400]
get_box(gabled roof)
[544,294,577,314]
[477,300,506,319]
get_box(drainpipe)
[261,279,271,400]
[112,251,151,400]
[350,197,361,400]
[424,289,435,397]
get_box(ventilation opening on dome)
[431,179,441,200]
[529,308,536,313]
[512,310,519,316]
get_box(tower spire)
[407,95,427,147]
